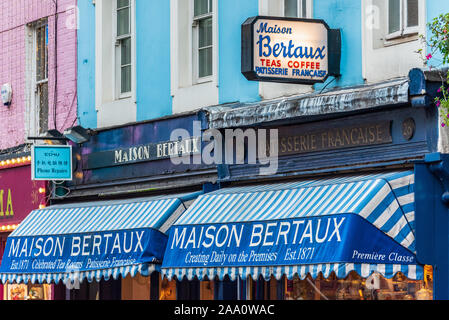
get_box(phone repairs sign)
[31,145,73,181]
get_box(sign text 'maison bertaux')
[242,16,341,84]
[85,137,201,170]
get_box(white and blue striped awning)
[0,192,201,285]
[161,171,423,281]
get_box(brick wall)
[0,0,77,149]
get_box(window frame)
[403,0,419,36]
[28,19,49,136]
[386,0,419,41]
[192,0,214,84]
[283,0,312,19]
[113,0,133,99]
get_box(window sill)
[383,32,419,47]
[119,92,133,100]
[194,76,213,85]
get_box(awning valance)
[0,192,202,284]
[161,171,423,281]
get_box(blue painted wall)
[76,0,372,127]
[136,0,172,121]
[314,0,364,91]
[77,0,97,129]
[427,0,449,68]
[218,0,260,105]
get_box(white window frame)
[192,0,214,84]
[170,0,219,114]
[113,0,133,99]
[282,0,313,18]
[26,20,49,138]
[95,0,137,128]
[403,0,419,35]
[386,0,419,41]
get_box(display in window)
[284,268,433,300]
[4,283,51,300]
[159,278,176,300]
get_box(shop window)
[214,276,238,300]
[121,274,151,300]
[99,278,121,300]
[158,277,219,300]
[69,278,121,300]
[26,20,49,137]
[70,280,92,300]
[247,276,283,300]
[150,272,160,300]
[284,0,312,18]
[193,0,213,81]
[0,235,7,265]
[3,282,52,300]
[284,268,433,300]
[200,280,214,300]
[177,277,200,300]
[386,0,419,40]
[160,277,177,300]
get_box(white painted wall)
[362,0,427,84]
[95,0,137,128]
[170,0,219,114]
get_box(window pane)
[36,24,48,82]
[121,65,132,93]
[117,7,130,36]
[199,18,212,48]
[194,0,211,16]
[407,0,418,27]
[302,0,307,18]
[199,47,212,78]
[285,0,298,17]
[38,82,48,134]
[117,0,129,9]
[388,0,400,34]
[121,37,131,65]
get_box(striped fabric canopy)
[0,192,201,285]
[162,171,422,281]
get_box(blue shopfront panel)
[163,213,416,269]
[0,228,166,275]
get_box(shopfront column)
[416,153,449,300]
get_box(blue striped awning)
[0,192,201,285]
[161,171,423,281]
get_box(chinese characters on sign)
[31,145,72,181]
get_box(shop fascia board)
[52,168,218,202]
[205,77,411,129]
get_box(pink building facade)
[0,0,77,300]
[0,0,77,149]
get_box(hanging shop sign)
[85,136,201,170]
[163,213,416,269]
[242,16,341,84]
[31,145,73,181]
